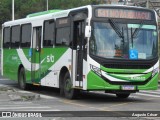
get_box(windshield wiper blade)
[132,21,144,38]
[108,19,124,38]
[130,21,144,48]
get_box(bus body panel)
[1,5,159,96]
[40,48,71,87]
[87,55,159,90]
[87,70,158,90]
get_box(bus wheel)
[64,72,78,99]
[116,93,130,98]
[18,68,28,90]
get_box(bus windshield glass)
[90,21,158,60]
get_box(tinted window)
[11,25,20,48]
[3,27,10,48]
[21,24,31,47]
[56,27,70,46]
[43,20,55,47]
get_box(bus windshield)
[90,21,158,60]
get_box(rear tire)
[60,80,64,96]
[116,93,130,98]
[18,68,28,90]
[63,72,79,99]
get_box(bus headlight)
[90,64,101,76]
[152,67,159,77]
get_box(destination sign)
[95,9,152,20]
[56,17,70,27]
[58,18,68,25]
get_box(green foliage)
[0,0,100,25]
[0,0,12,25]
[49,0,99,9]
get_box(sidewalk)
[0,85,40,101]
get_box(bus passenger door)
[72,20,85,88]
[31,27,42,84]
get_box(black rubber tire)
[18,68,28,90]
[60,80,64,96]
[116,93,130,98]
[63,72,79,99]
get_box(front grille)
[103,63,152,69]
[102,76,152,85]
[90,54,158,70]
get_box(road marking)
[18,109,61,111]
[13,101,33,104]
[135,93,160,97]
[40,94,57,99]
[0,78,9,80]
[153,89,160,92]
[0,105,31,107]
[18,91,33,93]
[100,102,134,111]
[140,90,160,95]
[0,103,43,107]
[61,100,86,107]
[95,108,111,111]
[107,102,133,108]
[0,106,51,110]
[60,100,112,111]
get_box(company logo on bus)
[130,76,145,81]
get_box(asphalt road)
[0,75,160,120]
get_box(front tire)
[18,68,28,90]
[116,93,130,98]
[63,72,79,99]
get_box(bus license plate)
[122,85,135,90]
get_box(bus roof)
[3,5,91,27]
[26,9,62,18]
[2,5,155,27]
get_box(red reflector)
[83,75,85,79]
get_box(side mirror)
[85,26,91,38]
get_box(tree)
[0,0,100,25]
[0,0,12,25]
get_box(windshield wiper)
[108,19,124,39]
[131,21,144,48]
[131,21,144,38]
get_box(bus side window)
[21,24,31,48]
[11,25,20,48]
[43,20,55,47]
[3,27,11,48]
[56,27,70,46]
[55,17,70,46]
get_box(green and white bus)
[1,5,159,99]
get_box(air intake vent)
[103,63,152,69]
